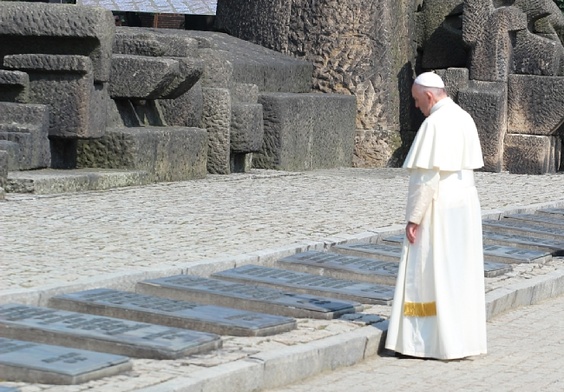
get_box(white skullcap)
[414,72,445,88]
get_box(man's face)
[411,85,433,117]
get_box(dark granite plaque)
[483,244,551,264]
[50,289,296,337]
[0,304,221,359]
[482,219,564,240]
[331,243,402,262]
[483,231,564,255]
[211,265,395,305]
[277,251,398,285]
[504,213,564,229]
[0,337,131,385]
[536,208,564,217]
[137,275,363,319]
[483,261,513,277]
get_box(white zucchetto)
[413,72,445,88]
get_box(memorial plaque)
[380,235,404,245]
[483,261,513,277]
[504,213,564,229]
[277,251,398,285]
[50,289,296,337]
[211,265,395,305]
[536,208,564,217]
[137,275,363,319]
[0,388,19,392]
[331,243,402,262]
[0,304,221,359]
[482,219,564,241]
[483,244,551,264]
[483,231,564,255]
[0,337,131,385]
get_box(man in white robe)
[384,72,487,360]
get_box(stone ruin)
[0,0,563,199]
[216,0,564,174]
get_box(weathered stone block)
[4,54,107,139]
[458,81,506,172]
[435,67,470,101]
[0,70,29,103]
[503,134,561,174]
[158,80,204,128]
[230,103,264,153]
[507,75,564,136]
[0,2,115,82]
[230,83,259,104]
[0,150,7,197]
[254,92,356,171]
[0,102,50,170]
[76,126,208,181]
[353,129,403,168]
[201,87,231,174]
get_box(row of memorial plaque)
[2,209,563,386]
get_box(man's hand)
[406,222,419,244]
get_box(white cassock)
[385,97,488,360]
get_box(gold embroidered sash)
[403,301,437,317]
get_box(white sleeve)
[405,168,440,225]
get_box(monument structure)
[0,0,563,200]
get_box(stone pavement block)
[50,288,297,337]
[137,275,363,319]
[536,208,564,217]
[0,304,221,359]
[0,337,131,385]
[503,213,564,228]
[212,265,395,305]
[482,231,564,256]
[277,251,398,285]
[483,219,564,241]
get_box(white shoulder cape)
[403,98,484,171]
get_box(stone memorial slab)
[482,219,564,241]
[380,235,404,245]
[211,265,395,305]
[536,208,564,217]
[50,289,296,337]
[483,244,551,264]
[0,304,221,359]
[483,261,513,277]
[0,387,19,392]
[0,337,131,385]
[331,243,402,262]
[277,251,398,285]
[137,275,363,319]
[483,231,564,256]
[504,213,564,229]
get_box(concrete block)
[201,87,231,174]
[503,134,561,174]
[158,80,204,128]
[230,103,264,153]
[0,70,29,103]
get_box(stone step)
[210,265,395,305]
[482,244,552,264]
[136,275,363,319]
[6,168,151,195]
[277,250,511,280]
[50,288,296,337]
[0,304,221,360]
[0,337,131,385]
[503,213,564,229]
[482,219,564,241]
[535,208,564,217]
[482,231,564,256]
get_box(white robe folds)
[385,97,487,360]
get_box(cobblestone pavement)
[266,294,564,392]
[1,168,564,391]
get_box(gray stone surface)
[76,126,208,182]
[483,230,564,255]
[0,70,28,103]
[0,304,222,359]
[503,134,561,174]
[230,103,264,153]
[538,208,564,217]
[0,337,131,385]
[254,93,356,171]
[483,219,564,240]
[277,251,398,285]
[211,265,395,305]
[137,275,363,319]
[50,289,297,337]
[331,243,402,262]
[0,2,115,82]
[504,213,564,228]
[483,244,552,264]
[202,87,231,174]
